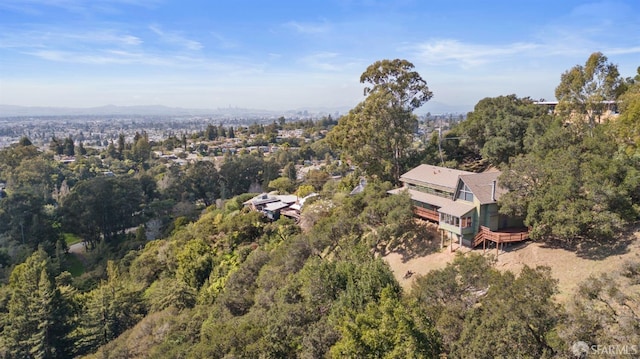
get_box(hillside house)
[534,100,619,123]
[244,193,298,220]
[389,164,528,252]
[243,192,317,221]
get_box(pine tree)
[29,270,55,359]
[62,136,75,156]
[3,250,73,358]
[4,252,46,358]
[117,133,126,156]
[75,261,145,356]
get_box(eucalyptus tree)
[328,59,432,183]
[555,52,623,132]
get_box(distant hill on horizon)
[0,104,287,118]
[0,102,470,118]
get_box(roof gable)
[458,171,505,204]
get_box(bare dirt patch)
[68,241,89,267]
[384,230,640,303]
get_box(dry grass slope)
[384,225,640,303]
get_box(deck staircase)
[472,226,530,249]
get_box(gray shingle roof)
[438,201,475,217]
[400,164,472,191]
[458,170,505,204]
[264,202,291,212]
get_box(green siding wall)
[439,222,461,235]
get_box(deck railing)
[414,206,439,222]
[473,226,529,248]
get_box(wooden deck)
[414,207,439,222]
[472,226,529,255]
[280,209,301,222]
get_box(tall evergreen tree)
[62,136,74,156]
[2,250,72,359]
[117,133,126,157]
[75,262,145,356]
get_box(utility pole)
[437,127,445,166]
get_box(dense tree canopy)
[361,58,433,111]
[181,161,220,207]
[457,94,551,167]
[60,176,145,246]
[613,67,640,154]
[331,286,441,358]
[499,120,639,241]
[410,254,561,357]
[218,154,278,198]
[498,53,640,242]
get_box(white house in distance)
[243,192,317,221]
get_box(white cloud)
[0,0,159,15]
[298,51,365,74]
[209,32,238,49]
[284,21,331,34]
[409,39,540,68]
[27,50,66,62]
[117,34,143,46]
[26,48,190,66]
[67,31,143,46]
[530,2,640,58]
[149,25,203,51]
[606,46,640,56]
[0,28,142,49]
[301,52,340,71]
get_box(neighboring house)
[389,164,528,251]
[243,192,317,221]
[534,100,619,122]
[59,156,76,164]
[349,178,367,196]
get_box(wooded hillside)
[1,54,639,358]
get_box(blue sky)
[1,0,639,113]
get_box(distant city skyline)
[1,0,639,114]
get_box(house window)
[408,183,453,199]
[441,213,459,227]
[462,216,472,228]
[457,183,474,202]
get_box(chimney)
[491,180,496,202]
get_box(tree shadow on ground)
[539,227,636,260]
[485,240,530,255]
[383,221,442,263]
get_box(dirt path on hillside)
[384,231,640,303]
